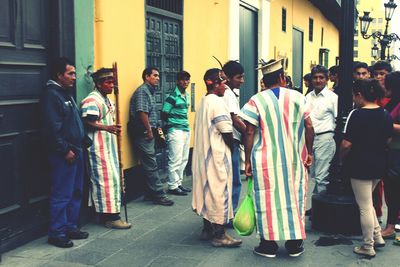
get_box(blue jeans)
[48,150,84,237]
[232,140,242,213]
[167,129,190,190]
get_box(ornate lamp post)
[371,44,400,62]
[359,0,400,61]
[311,0,362,235]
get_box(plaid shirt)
[130,83,158,128]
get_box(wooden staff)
[112,62,128,222]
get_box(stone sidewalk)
[2,178,400,267]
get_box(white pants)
[167,129,190,190]
[351,178,382,249]
[309,133,336,194]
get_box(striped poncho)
[239,87,309,241]
[81,90,121,214]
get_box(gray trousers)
[133,136,165,197]
[309,133,336,194]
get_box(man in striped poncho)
[81,68,131,229]
[240,59,314,258]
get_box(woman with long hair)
[340,79,393,257]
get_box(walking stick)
[112,62,128,222]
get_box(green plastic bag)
[233,177,256,236]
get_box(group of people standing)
[337,60,400,257]
[303,60,400,257]
[40,56,400,260]
[192,59,315,256]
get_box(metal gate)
[145,12,182,172]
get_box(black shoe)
[179,185,192,192]
[143,195,153,201]
[67,230,89,240]
[168,188,188,196]
[153,196,174,206]
[305,209,312,216]
[285,240,305,257]
[253,240,278,258]
[48,236,73,248]
[225,220,233,229]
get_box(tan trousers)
[351,178,382,248]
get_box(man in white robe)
[192,68,242,248]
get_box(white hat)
[257,59,284,75]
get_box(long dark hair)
[385,71,400,112]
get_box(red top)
[376,97,391,107]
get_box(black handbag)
[152,127,167,149]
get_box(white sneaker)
[395,224,400,232]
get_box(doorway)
[239,4,258,106]
[292,28,304,92]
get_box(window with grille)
[282,8,287,32]
[146,0,183,15]
[309,18,314,42]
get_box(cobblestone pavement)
[2,177,400,267]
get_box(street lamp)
[359,0,400,60]
[371,43,379,59]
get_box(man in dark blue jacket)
[41,57,88,248]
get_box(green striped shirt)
[162,87,190,132]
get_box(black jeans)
[384,175,400,225]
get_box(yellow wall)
[94,0,229,169]
[183,0,229,143]
[94,0,339,169]
[94,0,146,168]
[269,0,339,91]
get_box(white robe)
[192,94,233,225]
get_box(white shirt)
[305,86,338,134]
[223,85,241,140]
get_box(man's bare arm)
[138,111,153,139]
[231,113,246,135]
[84,119,121,135]
[304,117,314,167]
[243,121,255,177]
